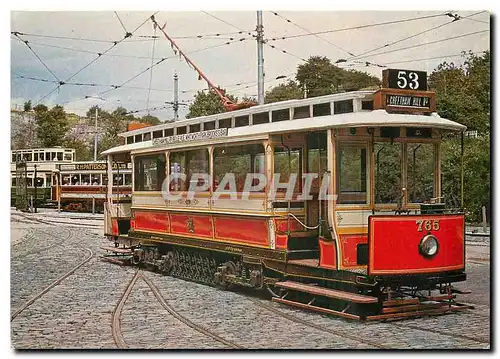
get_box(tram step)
[366,304,469,321]
[101,246,133,254]
[383,298,420,307]
[272,297,360,320]
[275,281,378,304]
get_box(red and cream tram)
[102,69,470,320]
[57,161,132,212]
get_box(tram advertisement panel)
[367,214,465,276]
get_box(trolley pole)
[173,72,179,120]
[34,164,37,213]
[256,10,265,105]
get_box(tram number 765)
[416,219,440,232]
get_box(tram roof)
[102,110,466,156]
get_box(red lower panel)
[275,218,303,233]
[319,238,337,269]
[170,214,213,238]
[111,219,118,235]
[369,214,465,275]
[276,234,288,249]
[134,211,170,233]
[339,235,367,267]
[214,216,269,246]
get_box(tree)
[139,114,161,126]
[34,104,69,147]
[265,80,303,104]
[23,100,32,112]
[296,56,380,97]
[186,89,236,118]
[430,51,491,223]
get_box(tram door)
[305,132,328,234]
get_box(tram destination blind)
[386,94,430,109]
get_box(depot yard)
[10,209,490,350]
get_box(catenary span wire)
[264,42,307,62]
[95,38,252,98]
[271,11,355,57]
[12,33,61,82]
[347,10,489,61]
[374,51,486,66]
[12,30,254,43]
[350,29,489,61]
[114,11,129,34]
[201,10,255,37]
[34,11,158,105]
[10,36,170,60]
[266,12,449,42]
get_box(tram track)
[111,270,244,349]
[11,212,102,229]
[11,246,94,322]
[245,296,387,349]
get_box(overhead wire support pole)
[257,10,265,105]
[173,72,179,120]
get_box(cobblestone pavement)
[10,211,490,350]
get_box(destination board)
[386,94,431,109]
[153,128,228,146]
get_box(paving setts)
[10,210,490,349]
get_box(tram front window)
[375,142,402,204]
[134,154,166,191]
[274,147,302,194]
[407,143,435,203]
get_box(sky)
[10,10,491,121]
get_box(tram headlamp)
[419,234,439,258]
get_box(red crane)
[151,15,257,112]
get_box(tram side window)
[80,174,90,185]
[11,154,15,162]
[124,174,132,186]
[134,154,166,191]
[23,153,32,162]
[169,149,209,192]
[214,144,265,192]
[11,177,16,186]
[407,143,435,203]
[103,174,109,186]
[274,147,302,194]
[113,174,124,186]
[40,153,45,161]
[34,153,39,161]
[57,152,63,161]
[91,174,100,185]
[374,142,402,204]
[62,175,71,185]
[64,153,72,161]
[337,143,367,204]
[26,178,33,187]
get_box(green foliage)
[429,51,490,133]
[34,104,70,147]
[23,100,32,112]
[64,138,93,161]
[433,51,491,222]
[265,80,303,104]
[296,56,380,97]
[186,89,236,118]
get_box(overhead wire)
[350,29,489,61]
[32,11,159,105]
[11,32,61,82]
[347,10,489,61]
[270,11,355,57]
[265,12,449,42]
[114,11,129,34]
